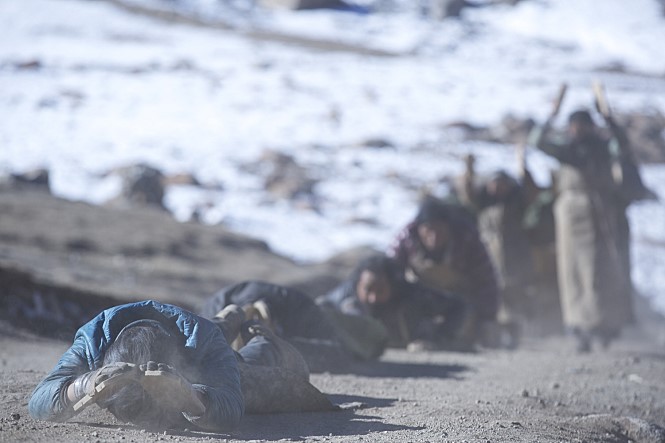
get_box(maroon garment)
[387,220,499,321]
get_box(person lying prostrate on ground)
[212,303,336,414]
[199,280,339,345]
[199,280,389,367]
[319,254,469,350]
[29,300,243,431]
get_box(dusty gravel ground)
[1,189,665,442]
[2,331,665,443]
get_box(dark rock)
[65,238,98,252]
[357,138,395,149]
[443,115,535,145]
[259,0,361,11]
[426,0,468,19]
[0,168,50,193]
[255,149,319,203]
[14,60,42,70]
[105,163,166,211]
[576,414,665,443]
[0,265,118,339]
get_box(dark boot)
[572,328,591,353]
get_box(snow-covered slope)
[1,0,664,310]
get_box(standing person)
[450,152,562,337]
[530,84,646,352]
[320,254,469,351]
[465,170,533,342]
[387,197,500,345]
[453,168,534,298]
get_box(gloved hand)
[69,362,137,405]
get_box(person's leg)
[320,307,388,360]
[568,327,591,353]
[238,323,310,380]
[237,335,282,367]
[593,326,620,350]
[437,294,468,339]
[283,299,341,341]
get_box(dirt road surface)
[1,189,665,442]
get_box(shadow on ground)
[75,394,421,441]
[233,409,423,441]
[72,391,419,441]
[339,360,470,379]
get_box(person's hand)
[139,361,176,373]
[464,153,475,175]
[592,80,613,122]
[138,361,206,418]
[515,142,526,173]
[93,362,139,405]
[68,362,137,406]
[548,83,568,121]
[593,95,613,123]
[95,362,136,385]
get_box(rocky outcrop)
[259,0,355,11]
[0,168,50,193]
[242,149,319,209]
[0,188,360,337]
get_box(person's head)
[352,255,400,306]
[485,171,517,200]
[100,320,182,428]
[414,197,455,254]
[567,109,596,141]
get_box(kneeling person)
[320,254,469,351]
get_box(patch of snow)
[1,0,664,312]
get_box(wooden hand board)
[592,80,611,118]
[72,367,139,412]
[141,370,206,417]
[72,365,204,418]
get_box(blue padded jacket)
[28,300,244,431]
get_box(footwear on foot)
[214,304,246,344]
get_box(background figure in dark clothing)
[198,281,386,371]
[451,168,534,295]
[387,197,500,345]
[449,155,563,338]
[320,254,469,351]
[530,98,647,352]
[199,281,339,343]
